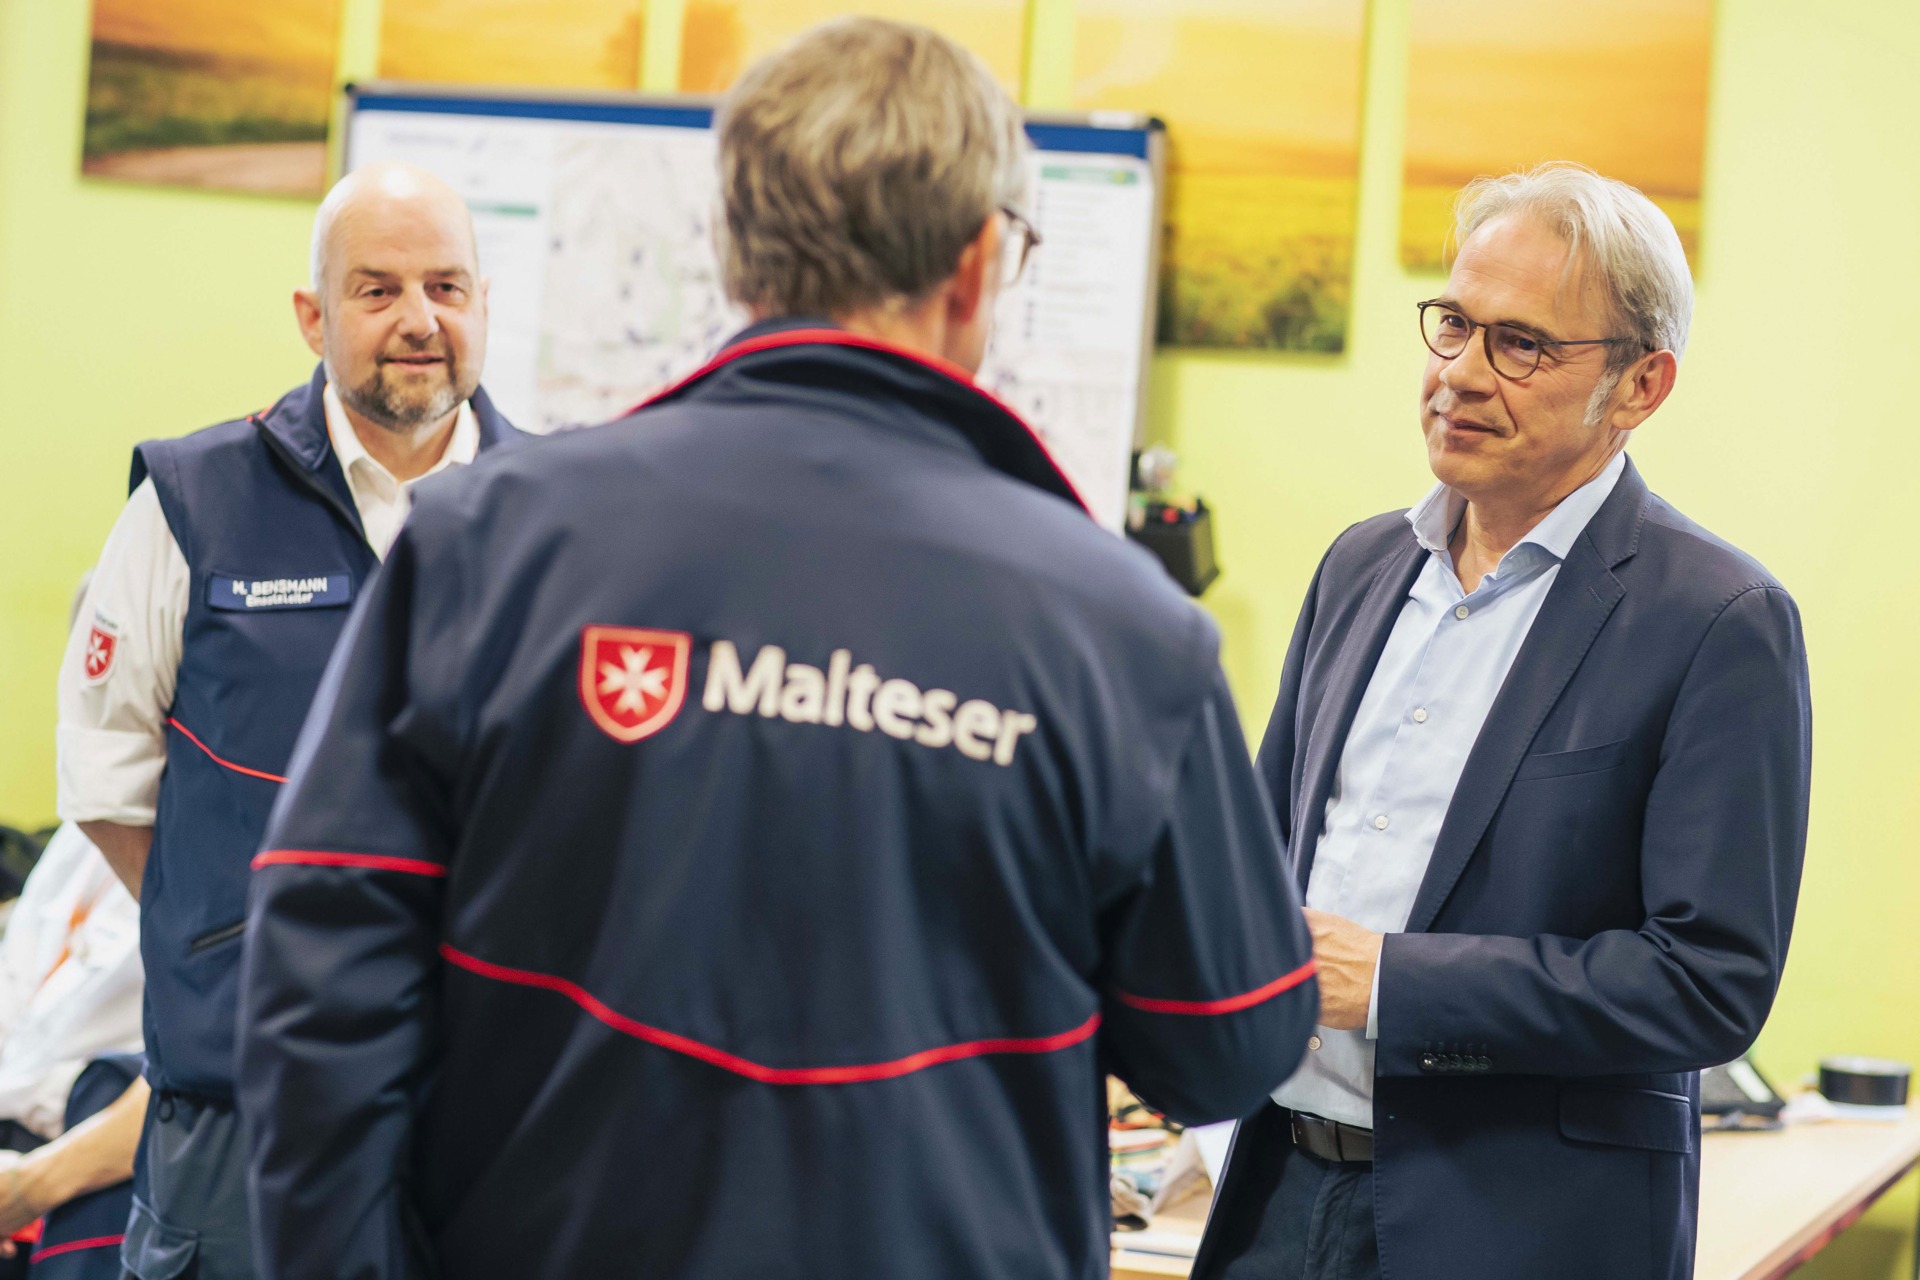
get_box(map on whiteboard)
[348,101,1157,528]
[538,131,745,428]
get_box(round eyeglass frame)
[1001,205,1042,287]
[1416,299,1647,381]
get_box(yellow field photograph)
[379,0,645,92]
[1402,0,1712,270]
[679,0,1026,95]
[81,0,343,197]
[1074,0,1367,352]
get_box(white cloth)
[0,824,143,1138]
[55,390,479,826]
[1273,452,1625,1130]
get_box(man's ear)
[1609,349,1679,433]
[944,215,1002,328]
[293,289,326,359]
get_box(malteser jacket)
[237,321,1320,1280]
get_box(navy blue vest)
[133,366,519,1098]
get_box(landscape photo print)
[81,0,345,198]
[1074,0,1368,352]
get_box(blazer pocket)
[1559,1084,1695,1154]
[1513,737,1631,781]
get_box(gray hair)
[714,16,1029,318]
[1453,163,1692,421]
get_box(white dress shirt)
[1273,451,1626,1129]
[0,824,143,1138]
[55,390,478,826]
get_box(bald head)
[294,162,489,439]
[310,163,478,294]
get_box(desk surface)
[1112,1106,1920,1280]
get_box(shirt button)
[1454,604,1470,620]
[1373,814,1390,831]
[1413,708,1428,723]
[1308,1035,1323,1052]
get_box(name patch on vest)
[207,573,353,612]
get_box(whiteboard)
[344,86,1164,530]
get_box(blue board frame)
[347,88,1161,160]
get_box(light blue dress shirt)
[1271,451,1626,1130]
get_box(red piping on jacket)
[166,717,288,784]
[631,327,1094,517]
[439,943,1101,1085]
[252,850,448,877]
[1113,958,1319,1016]
[31,1234,126,1263]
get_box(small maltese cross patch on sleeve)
[83,618,119,685]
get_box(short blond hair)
[715,17,1028,318]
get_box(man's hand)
[1305,909,1383,1031]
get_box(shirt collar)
[1406,450,1628,565]
[323,382,479,487]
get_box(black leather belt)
[1289,1110,1374,1163]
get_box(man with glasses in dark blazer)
[1195,161,1811,1280]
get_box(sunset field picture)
[81,0,343,197]
[380,0,645,91]
[1074,0,1367,351]
[679,0,1025,95]
[1402,0,1712,269]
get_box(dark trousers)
[122,1091,255,1280]
[1193,1103,1381,1280]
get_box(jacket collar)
[641,321,1091,517]
[1291,457,1652,908]
[252,364,522,544]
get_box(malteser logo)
[581,626,693,743]
[702,641,1039,766]
[83,617,119,685]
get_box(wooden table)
[1112,1106,1920,1280]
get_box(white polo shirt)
[54,389,478,826]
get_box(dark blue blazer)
[1198,457,1811,1280]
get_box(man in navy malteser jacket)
[237,18,1318,1280]
[1194,163,1812,1280]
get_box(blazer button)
[1419,1053,1438,1072]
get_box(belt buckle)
[1290,1111,1329,1158]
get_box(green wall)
[2,0,1916,1271]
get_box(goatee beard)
[337,360,465,435]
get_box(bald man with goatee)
[55,163,522,1279]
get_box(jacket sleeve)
[238,524,461,1280]
[1099,667,1320,1126]
[1375,585,1813,1078]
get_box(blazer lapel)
[1291,541,1425,889]
[1402,463,1650,933]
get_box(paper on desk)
[1112,1229,1200,1261]
[1782,1092,1909,1125]
[1189,1121,1235,1185]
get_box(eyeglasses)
[1000,205,1042,288]
[1417,300,1647,381]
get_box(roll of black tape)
[1818,1056,1911,1107]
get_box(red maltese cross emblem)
[579,626,692,743]
[83,621,119,685]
